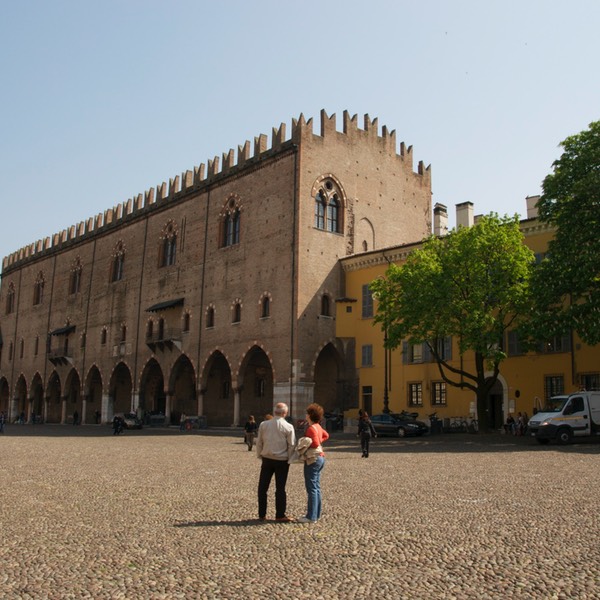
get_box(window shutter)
[423,343,431,363]
[402,341,408,364]
[444,336,452,360]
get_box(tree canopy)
[532,120,600,345]
[370,215,534,429]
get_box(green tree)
[532,120,600,345]
[370,215,534,430]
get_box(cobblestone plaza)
[1,427,599,599]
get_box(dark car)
[114,412,143,430]
[370,413,429,437]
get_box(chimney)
[526,195,540,219]
[433,203,448,236]
[456,202,474,228]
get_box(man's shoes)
[274,516,295,523]
[297,516,317,524]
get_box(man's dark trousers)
[258,457,290,519]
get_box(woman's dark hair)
[361,411,369,418]
[306,403,324,423]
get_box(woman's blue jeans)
[304,455,325,521]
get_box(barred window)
[408,382,423,407]
[362,284,373,318]
[544,375,564,401]
[432,381,447,406]
[361,345,373,367]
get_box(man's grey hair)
[274,403,288,417]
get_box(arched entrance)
[169,355,197,425]
[139,358,165,417]
[202,351,232,427]
[85,366,103,424]
[313,343,342,413]
[46,371,62,423]
[31,373,44,422]
[485,378,504,431]
[0,377,10,418]
[239,346,273,423]
[109,362,133,418]
[15,375,27,422]
[64,369,82,424]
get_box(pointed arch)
[236,344,275,422]
[15,374,28,421]
[169,354,197,423]
[0,377,9,417]
[311,340,344,413]
[85,365,103,424]
[356,217,375,252]
[311,174,347,234]
[30,372,44,422]
[200,349,233,427]
[219,194,242,248]
[139,358,165,416]
[109,362,133,416]
[46,371,62,423]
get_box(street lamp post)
[383,323,390,414]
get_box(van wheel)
[397,427,406,437]
[556,427,573,445]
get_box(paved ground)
[1,425,599,600]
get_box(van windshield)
[544,396,569,413]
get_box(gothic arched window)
[160,222,178,267]
[314,192,326,229]
[33,272,45,306]
[206,307,215,329]
[261,296,270,319]
[220,197,242,248]
[111,242,125,282]
[5,282,15,315]
[69,257,82,295]
[313,179,343,233]
[321,294,331,317]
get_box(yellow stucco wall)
[337,219,600,428]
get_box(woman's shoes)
[297,516,317,524]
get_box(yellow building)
[336,200,600,431]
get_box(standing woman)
[357,411,377,457]
[298,403,329,524]
[244,415,258,450]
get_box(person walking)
[357,410,377,457]
[244,415,258,451]
[0,411,5,433]
[179,412,187,431]
[255,402,296,522]
[298,403,329,524]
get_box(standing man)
[255,402,296,522]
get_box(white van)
[527,391,600,444]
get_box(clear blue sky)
[1,0,598,263]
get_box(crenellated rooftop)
[2,109,430,273]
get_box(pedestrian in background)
[357,411,377,457]
[244,415,258,451]
[255,403,296,522]
[298,403,329,524]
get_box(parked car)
[370,413,429,437]
[114,412,143,430]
